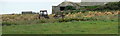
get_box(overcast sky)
[0,0,81,14]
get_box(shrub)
[2,22,17,26]
[94,1,120,11]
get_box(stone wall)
[52,6,60,14]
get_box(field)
[2,21,118,34]
[2,11,119,34]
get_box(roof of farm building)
[58,1,106,6]
[80,2,106,6]
[58,1,80,6]
[57,0,119,6]
[81,0,120,2]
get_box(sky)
[0,0,81,14]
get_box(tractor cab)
[40,10,48,16]
[39,10,49,19]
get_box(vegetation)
[2,21,118,34]
[2,11,119,25]
[2,10,119,34]
[93,1,120,11]
[64,6,76,10]
[2,1,120,34]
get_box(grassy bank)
[2,21,118,34]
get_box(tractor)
[38,10,49,19]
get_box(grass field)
[2,21,118,34]
[2,11,119,34]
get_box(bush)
[2,22,17,26]
[93,1,120,11]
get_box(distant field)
[2,21,118,34]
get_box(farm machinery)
[38,10,49,19]
[38,10,65,19]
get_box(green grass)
[2,21,118,34]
